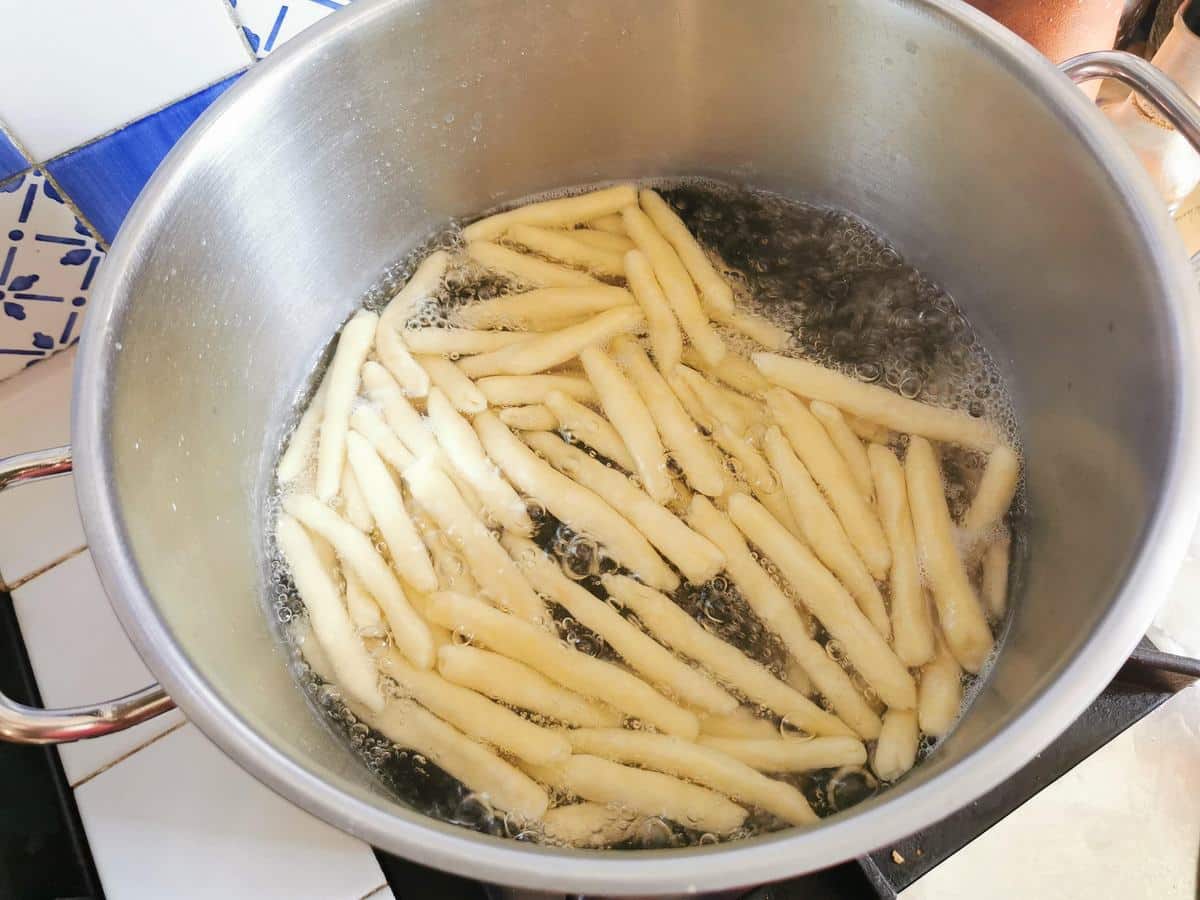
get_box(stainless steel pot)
[3,0,1200,893]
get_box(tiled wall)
[0,0,350,381]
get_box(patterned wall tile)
[0,127,27,183]
[228,0,352,59]
[0,172,103,381]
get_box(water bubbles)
[824,766,879,813]
[779,715,814,742]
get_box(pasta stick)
[350,406,415,472]
[506,223,626,278]
[622,206,725,365]
[541,803,642,848]
[283,494,434,669]
[918,631,963,738]
[276,514,383,711]
[676,365,759,435]
[846,414,891,443]
[468,241,600,287]
[544,390,635,470]
[402,327,530,356]
[477,373,597,406]
[727,494,917,710]
[905,437,994,673]
[962,445,1020,539]
[505,535,736,715]
[786,658,814,697]
[526,433,724,583]
[523,755,746,834]
[375,321,431,397]
[364,698,549,819]
[339,466,374,532]
[872,709,919,782]
[571,228,635,253]
[425,592,699,736]
[687,495,882,740]
[639,188,735,317]
[375,646,569,765]
[588,212,629,235]
[624,249,682,373]
[360,362,437,457]
[680,346,769,397]
[579,345,674,505]
[464,184,638,242]
[437,645,621,727]
[700,709,781,740]
[713,309,791,350]
[763,427,890,638]
[459,306,644,378]
[278,370,330,483]
[402,454,546,624]
[378,250,449,330]
[613,337,725,496]
[414,510,480,596]
[603,574,855,738]
[426,387,532,534]
[315,310,378,500]
[696,736,866,773]
[981,531,1012,620]
[766,388,891,579]
[345,568,386,637]
[754,353,1000,451]
[868,444,934,667]
[344,433,438,593]
[564,728,817,826]
[455,286,634,331]
[415,355,486,414]
[475,412,678,590]
[810,401,873,501]
[498,404,558,431]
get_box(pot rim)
[71,0,1200,893]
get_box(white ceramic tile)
[0,171,104,381]
[12,551,185,785]
[229,0,351,59]
[0,0,252,160]
[75,724,388,900]
[0,347,85,584]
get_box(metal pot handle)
[1061,50,1200,153]
[0,446,174,744]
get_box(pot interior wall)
[93,0,1176,869]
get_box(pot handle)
[0,446,174,744]
[1060,50,1200,154]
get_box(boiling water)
[271,179,1022,849]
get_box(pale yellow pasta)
[810,401,873,500]
[277,370,330,482]
[455,286,634,331]
[360,362,437,457]
[622,205,725,364]
[541,803,642,848]
[375,321,431,397]
[713,308,791,350]
[498,404,559,431]
[463,184,638,242]
[344,568,386,637]
[349,406,415,474]
[415,355,486,414]
[459,306,644,378]
[763,426,890,638]
[676,364,760,435]
[571,228,635,253]
[845,414,892,443]
[579,345,674,505]
[918,631,964,738]
[475,412,678,590]
[680,345,769,396]
[283,494,434,669]
[603,574,855,738]
[962,445,1020,540]
[414,510,480,597]
[339,466,374,533]
[872,709,919,782]
[868,443,934,667]
[468,240,600,287]
[981,531,1012,620]
[378,249,449,330]
[476,373,597,406]
[276,514,383,711]
[524,755,746,834]
[426,592,699,737]
[786,658,814,697]
[905,437,995,673]
[697,736,867,773]
[506,535,736,716]
[624,249,683,373]
[699,709,782,740]
[766,388,891,579]
[687,496,883,740]
[564,728,817,825]
[506,223,626,278]
[315,310,378,500]
[727,493,917,710]
[755,352,1000,450]
[544,389,636,470]
[402,327,531,356]
[344,432,438,593]
[436,644,621,728]
[587,212,629,235]
[639,188,735,317]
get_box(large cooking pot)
[2,0,1199,893]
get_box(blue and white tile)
[74,723,388,899]
[48,74,244,243]
[0,126,27,184]
[11,552,186,786]
[229,0,353,58]
[0,0,252,161]
[0,171,103,380]
[0,348,85,586]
